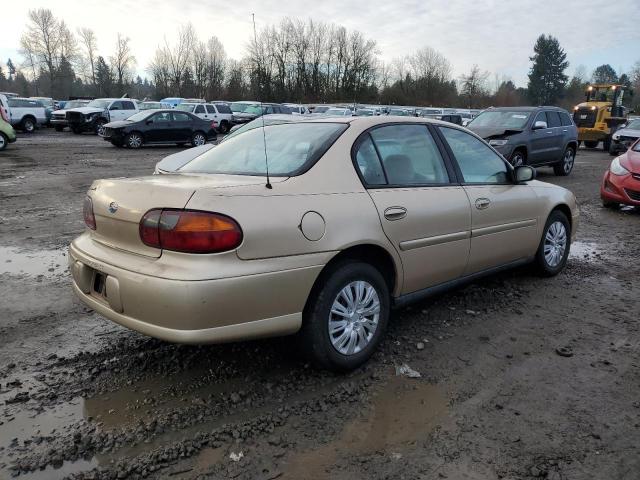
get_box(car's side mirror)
[514,165,536,183]
[532,120,547,130]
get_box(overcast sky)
[2,0,639,87]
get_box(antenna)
[252,13,272,189]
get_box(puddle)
[281,374,448,479]
[569,241,604,260]
[0,246,68,277]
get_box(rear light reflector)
[83,196,96,230]
[211,121,218,129]
[139,209,242,253]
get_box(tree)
[493,80,524,106]
[78,28,98,88]
[95,55,114,96]
[592,64,617,84]
[6,59,16,81]
[110,34,135,95]
[460,65,489,108]
[527,34,568,105]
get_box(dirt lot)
[1,129,639,480]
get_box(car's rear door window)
[354,135,386,185]
[369,124,449,185]
[206,105,217,114]
[195,105,205,114]
[559,112,573,126]
[172,112,192,122]
[439,127,509,184]
[546,111,561,128]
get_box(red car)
[601,139,640,208]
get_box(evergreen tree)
[95,56,114,96]
[592,64,617,84]
[527,34,568,105]
[6,59,16,81]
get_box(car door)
[437,126,541,275]
[544,110,564,162]
[171,112,193,142]
[108,101,125,121]
[145,112,173,142]
[528,111,555,165]
[206,104,218,123]
[194,104,207,120]
[120,100,137,120]
[354,123,472,294]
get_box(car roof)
[485,106,566,112]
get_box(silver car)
[610,118,640,156]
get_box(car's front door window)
[439,127,509,184]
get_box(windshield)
[140,102,161,110]
[87,99,111,109]
[356,110,373,116]
[325,108,348,115]
[389,109,407,116]
[180,122,347,176]
[624,119,640,130]
[633,140,640,152]
[124,111,153,122]
[314,106,330,113]
[231,102,257,113]
[468,111,530,129]
[176,103,196,112]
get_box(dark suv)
[467,106,578,176]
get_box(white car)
[284,104,311,115]
[324,107,353,116]
[65,98,139,135]
[7,97,47,132]
[176,102,233,133]
[51,100,90,131]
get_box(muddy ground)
[1,129,639,480]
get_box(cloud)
[2,0,639,86]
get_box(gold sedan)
[70,116,578,371]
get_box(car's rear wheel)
[125,132,143,149]
[510,150,526,167]
[218,121,230,134]
[21,117,35,133]
[95,120,107,136]
[553,147,575,176]
[0,133,7,151]
[584,140,599,149]
[299,261,390,371]
[191,132,206,147]
[535,211,571,276]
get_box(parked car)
[139,101,163,111]
[101,109,216,148]
[50,99,90,131]
[355,109,374,116]
[70,116,577,371]
[310,105,331,115]
[467,106,578,176]
[324,107,353,116]
[609,118,640,156]
[160,97,186,108]
[388,108,410,116]
[0,116,17,150]
[0,94,10,122]
[438,114,463,126]
[231,102,291,124]
[285,104,311,115]
[176,102,234,133]
[601,139,640,208]
[420,108,444,118]
[7,97,47,132]
[66,98,139,135]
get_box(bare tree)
[110,34,136,94]
[460,65,490,108]
[78,28,98,87]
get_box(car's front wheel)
[125,132,143,149]
[553,147,575,176]
[300,261,390,371]
[21,117,35,133]
[510,150,526,167]
[0,132,7,151]
[535,211,571,276]
[95,120,107,136]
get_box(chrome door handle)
[475,198,491,210]
[384,206,407,221]
[546,130,554,134]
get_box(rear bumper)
[600,170,640,206]
[68,238,325,344]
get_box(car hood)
[616,127,640,138]
[233,112,258,119]
[620,149,640,174]
[104,120,132,128]
[467,126,523,139]
[66,107,105,115]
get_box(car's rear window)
[180,122,348,176]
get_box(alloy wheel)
[511,152,524,167]
[0,135,5,150]
[97,123,106,136]
[544,221,567,268]
[128,134,142,148]
[24,120,35,132]
[328,280,380,355]
[563,149,575,174]
[193,134,206,146]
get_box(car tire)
[534,210,571,277]
[553,147,575,176]
[191,131,207,147]
[125,132,143,149]
[21,117,36,133]
[584,140,598,149]
[0,132,7,151]
[219,121,230,134]
[510,150,526,167]
[299,260,390,371]
[95,120,107,136]
[54,126,64,132]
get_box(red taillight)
[0,108,8,122]
[211,120,218,129]
[83,196,96,230]
[139,209,242,253]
